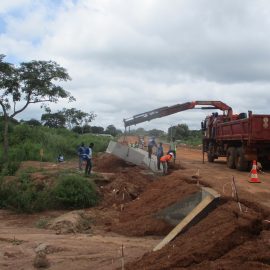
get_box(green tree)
[0,55,74,159]
[72,124,92,134]
[135,127,147,135]
[105,124,117,136]
[20,118,41,126]
[91,126,104,134]
[62,108,96,132]
[168,124,189,140]
[115,128,123,135]
[41,111,66,128]
[148,129,165,138]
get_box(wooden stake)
[202,140,205,164]
[232,176,242,212]
[121,244,124,270]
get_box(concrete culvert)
[154,187,220,251]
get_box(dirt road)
[0,211,158,270]
[177,146,270,211]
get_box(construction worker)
[148,137,157,159]
[85,143,94,176]
[160,152,174,175]
[168,137,177,163]
[156,142,164,170]
[57,154,64,163]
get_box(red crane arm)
[123,100,232,128]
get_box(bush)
[0,160,20,176]
[0,171,99,212]
[6,161,20,175]
[52,175,98,209]
[0,173,51,212]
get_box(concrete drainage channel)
[106,141,221,251]
[153,187,220,251]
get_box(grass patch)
[35,217,51,229]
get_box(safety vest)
[160,154,172,162]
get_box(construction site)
[1,101,270,269]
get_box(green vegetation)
[53,175,98,209]
[35,217,51,229]
[0,122,110,167]
[0,120,110,213]
[178,130,202,146]
[0,169,99,213]
[129,125,202,146]
[0,55,74,160]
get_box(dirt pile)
[94,153,135,173]
[94,153,155,209]
[48,210,91,234]
[125,200,269,270]
[111,171,199,236]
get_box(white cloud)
[2,0,270,132]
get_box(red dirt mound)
[111,171,199,236]
[125,201,266,270]
[94,153,138,173]
[94,154,156,209]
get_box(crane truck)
[123,101,270,171]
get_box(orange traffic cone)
[249,160,261,183]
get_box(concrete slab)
[155,187,220,226]
[106,141,160,172]
[106,141,146,166]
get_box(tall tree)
[62,108,96,132]
[41,111,66,128]
[148,129,165,138]
[168,124,189,140]
[91,126,104,134]
[20,118,42,126]
[105,124,117,136]
[0,55,74,159]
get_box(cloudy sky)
[1,0,270,131]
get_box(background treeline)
[0,117,202,165]
[129,124,202,146]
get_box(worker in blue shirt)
[156,142,164,170]
[85,143,94,176]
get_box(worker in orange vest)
[160,152,174,175]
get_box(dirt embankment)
[110,171,199,236]
[125,200,269,270]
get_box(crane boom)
[123,100,232,128]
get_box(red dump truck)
[124,101,270,171]
[203,109,270,170]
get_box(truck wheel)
[227,147,236,169]
[235,148,249,171]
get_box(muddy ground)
[0,139,270,269]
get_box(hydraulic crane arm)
[123,100,232,128]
